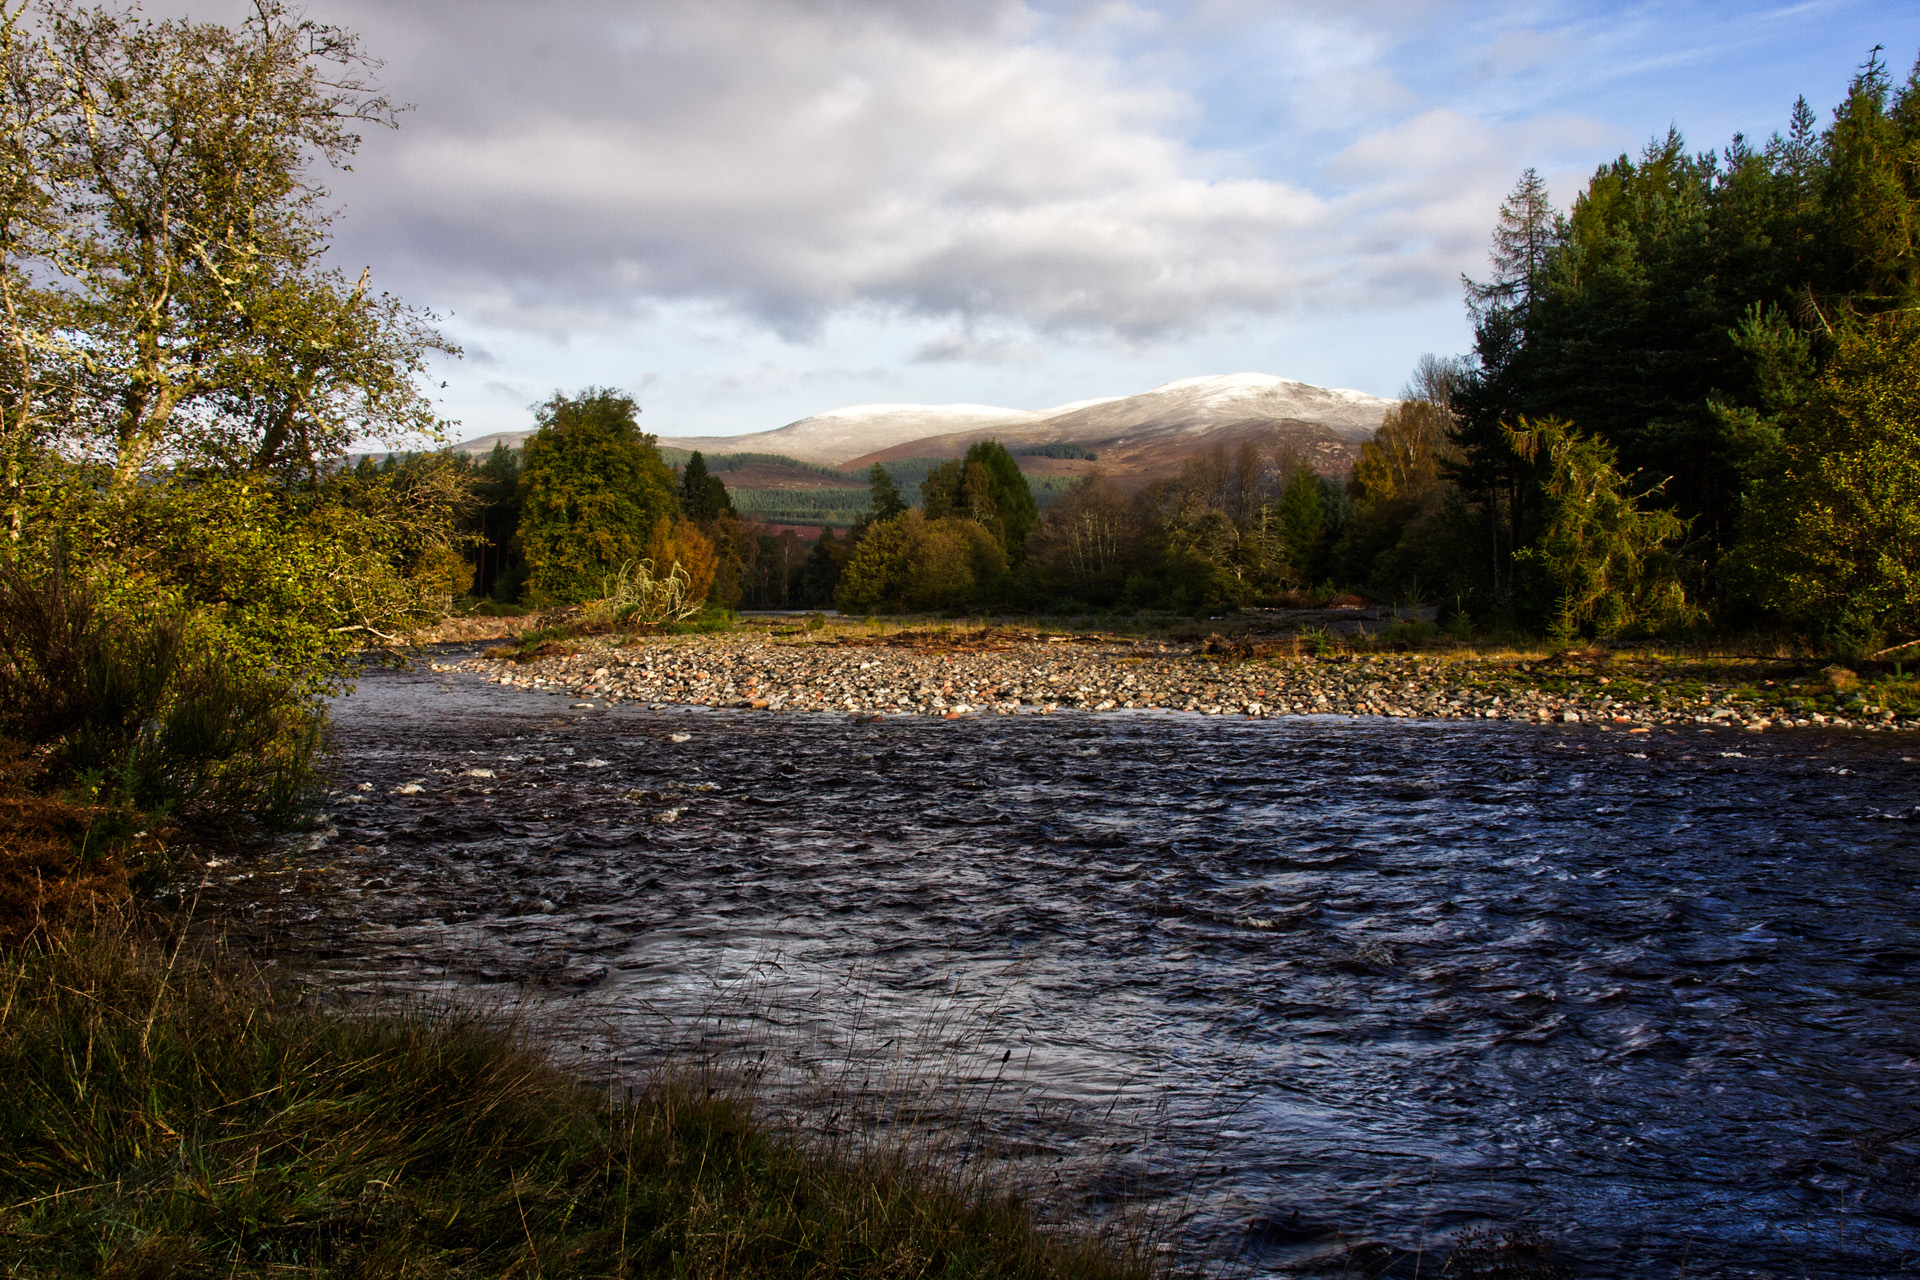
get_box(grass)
[0,925,1159,1280]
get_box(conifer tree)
[676,451,734,522]
[866,464,907,521]
[1463,168,1558,327]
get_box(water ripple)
[206,656,1920,1277]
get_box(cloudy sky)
[210,1,1920,440]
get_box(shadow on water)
[202,651,1920,1277]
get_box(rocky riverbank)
[450,631,1920,733]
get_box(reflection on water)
[206,654,1920,1277]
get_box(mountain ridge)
[450,373,1395,473]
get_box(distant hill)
[448,374,1395,522]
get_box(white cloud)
[319,0,1571,342]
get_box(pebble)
[457,635,1918,733]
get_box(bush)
[0,550,323,835]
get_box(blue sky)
[276,0,1920,443]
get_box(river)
[205,654,1920,1278]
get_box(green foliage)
[1276,467,1328,574]
[1450,48,1920,624]
[866,462,908,521]
[18,454,469,699]
[920,440,1037,559]
[0,551,322,834]
[1729,312,1920,643]
[465,442,523,601]
[0,0,475,858]
[736,529,808,609]
[835,512,1007,613]
[517,390,679,607]
[0,931,1153,1280]
[0,0,452,501]
[655,449,849,479]
[729,487,870,526]
[1505,417,1690,641]
[1011,443,1098,460]
[792,527,847,607]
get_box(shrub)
[0,550,323,835]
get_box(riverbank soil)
[0,926,1152,1279]
[458,625,1920,732]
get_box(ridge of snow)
[804,402,1037,422]
[454,372,1396,465]
[1144,372,1383,404]
[1037,393,1127,414]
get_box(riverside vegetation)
[449,44,1920,658]
[0,928,1155,1280]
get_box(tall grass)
[0,927,1160,1279]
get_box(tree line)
[457,412,1373,618]
[1400,47,1920,650]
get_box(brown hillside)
[842,419,1360,491]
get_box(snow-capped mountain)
[451,373,1395,470]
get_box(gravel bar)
[447,634,1920,734]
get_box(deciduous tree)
[516,390,677,606]
[0,0,452,491]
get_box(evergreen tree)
[1728,312,1920,645]
[1463,167,1559,325]
[1821,49,1920,311]
[1275,466,1327,581]
[866,463,907,520]
[1505,418,1689,640]
[963,440,1038,559]
[468,442,523,600]
[792,527,845,606]
[917,439,1036,560]
[677,451,734,522]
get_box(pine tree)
[1505,417,1688,640]
[1463,168,1558,326]
[1728,312,1920,645]
[677,451,734,522]
[1822,47,1920,310]
[866,463,906,520]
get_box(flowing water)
[206,654,1920,1277]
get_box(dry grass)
[0,742,142,947]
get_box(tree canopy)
[0,0,452,508]
[517,390,678,606]
[1441,46,1920,641]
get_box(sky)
[172,0,1920,443]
